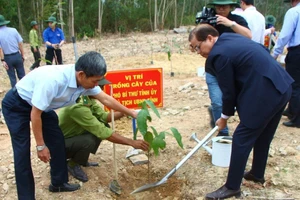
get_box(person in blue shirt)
[1,51,138,199]
[0,15,25,88]
[43,16,65,65]
[273,0,300,128]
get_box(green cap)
[30,21,38,27]
[208,0,240,6]
[265,15,276,26]
[98,77,111,86]
[0,15,10,26]
[45,16,57,23]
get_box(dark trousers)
[30,46,41,69]
[4,52,25,88]
[65,133,101,165]
[1,89,68,200]
[225,86,292,190]
[45,48,62,65]
[285,46,300,125]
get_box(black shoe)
[243,171,265,184]
[205,185,241,200]
[83,161,99,167]
[49,183,80,192]
[283,121,300,128]
[68,165,88,182]
[282,109,293,119]
[217,132,229,137]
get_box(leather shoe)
[205,185,241,199]
[68,165,88,182]
[243,171,265,184]
[282,121,300,128]
[282,109,293,119]
[83,161,99,167]
[49,183,80,192]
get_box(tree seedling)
[134,99,183,155]
[134,99,183,182]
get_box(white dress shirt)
[241,6,265,44]
[16,64,101,112]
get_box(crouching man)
[58,77,149,182]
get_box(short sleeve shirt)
[16,64,101,112]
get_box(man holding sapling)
[58,77,149,182]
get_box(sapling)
[134,99,183,181]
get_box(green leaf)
[170,127,184,149]
[137,109,149,136]
[167,51,171,61]
[143,131,154,150]
[150,126,159,137]
[145,99,160,118]
[152,133,166,156]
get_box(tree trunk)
[16,0,24,35]
[149,0,153,32]
[180,0,185,26]
[161,0,166,29]
[98,0,104,35]
[69,0,74,40]
[40,0,44,33]
[154,0,157,31]
[59,0,64,32]
[174,0,177,28]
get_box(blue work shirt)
[273,2,300,57]
[43,27,65,48]
[15,64,101,112]
[0,26,23,54]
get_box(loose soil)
[0,30,299,200]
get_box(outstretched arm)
[106,132,149,151]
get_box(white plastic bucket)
[211,136,232,167]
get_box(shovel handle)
[162,126,219,180]
[110,85,118,180]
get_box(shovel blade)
[130,180,167,194]
[109,179,122,195]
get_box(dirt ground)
[0,29,299,200]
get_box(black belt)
[287,45,300,51]
[4,52,19,56]
[12,87,29,105]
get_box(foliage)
[0,0,291,41]
[134,100,183,156]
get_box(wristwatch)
[230,21,237,28]
[36,144,46,151]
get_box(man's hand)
[2,61,8,70]
[216,15,233,27]
[132,140,149,151]
[216,117,228,131]
[37,147,51,163]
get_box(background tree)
[0,0,291,41]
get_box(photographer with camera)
[193,0,251,136]
[43,16,65,65]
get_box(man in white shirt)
[1,51,138,199]
[240,0,265,44]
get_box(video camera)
[195,7,217,26]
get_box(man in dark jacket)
[190,24,293,199]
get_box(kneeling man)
[58,78,149,182]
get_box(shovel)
[131,126,219,194]
[109,86,122,195]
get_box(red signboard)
[103,68,163,109]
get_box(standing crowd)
[0,0,299,199]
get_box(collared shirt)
[43,27,65,48]
[29,29,40,47]
[0,26,23,54]
[15,64,101,112]
[59,96,113,140]
[273,2,300,56]
[241,6,265,44]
